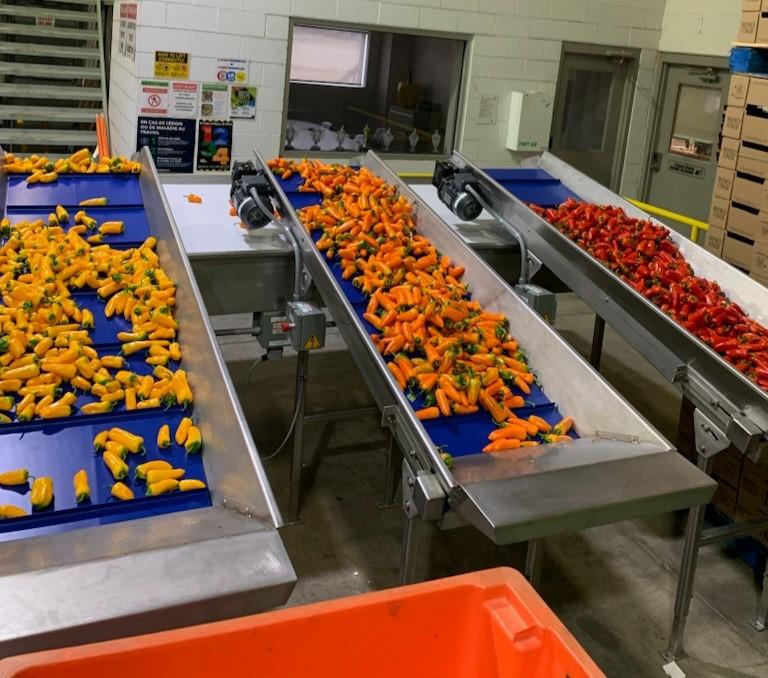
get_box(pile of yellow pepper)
[0,204,192,423]
[2,148,141,184]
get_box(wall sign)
[201,83,228,118]
[136,116,195,174]
[120,3,137,61]
[478,95,498,126]
[36,16,55,27]
[140,80,169,115]
[154,51,189,79]
[230,86,257,119]
[197,120,232,172]
[170,81,199,118]
[216,58,248,83]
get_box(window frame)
[289,23,370,89]
[282,18,469,160]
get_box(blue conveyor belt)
[484,168,578,207]
[0,172,209,536]
[276,173,574,459]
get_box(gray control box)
[514,284,557,324]
[286,301,326,351]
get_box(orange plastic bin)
[0,568,604,678]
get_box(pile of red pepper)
[531,198,768,391]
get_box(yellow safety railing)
[624,198,709,243]
[395,174,708,242]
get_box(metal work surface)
[258,150,715,545]
[0,149,295,655]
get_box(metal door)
[550,49,635,191]
[646,63,729,223]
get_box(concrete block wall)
[107,0,722,197]
[658,0,741,57]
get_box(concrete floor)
[217,294,768,677]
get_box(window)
[290,25,369,88]
[284,22,466,156]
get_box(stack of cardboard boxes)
[677,397,768,547]
[707,72,768,286]
[737,0,768,45]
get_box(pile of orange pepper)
[268,158,574,453]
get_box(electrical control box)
[286,301,326,352]
[505,91,554,152]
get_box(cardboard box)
[719,137,740,170]
[740,458,768,507]
[736,147,768,178]
[714,166,735,200]
[709,196,730,230]
[726,202,762,239]
[712,481,739,515]
[731,173,766,209]
[723,106,745,140]
[754,241,768,274]
[743,0,763,11]
[723,232,756,269]
[704,225,726,257]
[728,74,751,109]
[751,269,768,286]
[713,448,744,490]
[738,11,759,42]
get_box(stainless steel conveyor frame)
[254,149,714,628]
[0,149,295,656]
[446,150,768,660]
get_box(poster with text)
[196,120,232,172]
[230,86,257,119]
[200,83,228,118]
[154,51,189,79]
[140,80,169,115]
[136,117,195,173]
[170,81,199,118]
[216,57,248,83]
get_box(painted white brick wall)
[110,0,684,191]
[658,0,741,57]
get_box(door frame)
[640,52,729,202]
[551,42,640,192]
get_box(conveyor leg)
[378,435,401,509]
[590,315,605,370]
[525,539,543,588]
[400,513,421,585]
[664,454,714,661]
[753,565,768,631]
[287,350,309,524]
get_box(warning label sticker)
[304,334,321,350]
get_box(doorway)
[550,44,638,191]
[644,56,729,230]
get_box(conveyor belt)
[458,152,768,460]
[259,150,715,545]
[0,150,294,656]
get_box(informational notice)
[170,81,199,118]
[154,51,189,79]
[125,20,136,60]
[216,57,248,83]
[136,117,195,174]
[140,80,169,115]
[478,95,498,126]
[230,86,257,119]
[36,15,55,27]
[200,83,228,118]
[197,120,232,172]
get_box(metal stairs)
[0,0,107,155]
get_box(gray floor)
[217,294,768,677]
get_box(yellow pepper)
[0,468,29,486]
[179,479,207,491]
[30,476,53,510]
[175,416,193,445]
[73,469,90,503]
[111,481,134,500]
[157,424,171,449]
[0,505,26,519]
[108,427,144,453]
[136,459,171,480]
[146,478,179,496]
[145,468,185,484]
[78,197,108,206]
[184,426,202,454]
[103,451,128,480]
